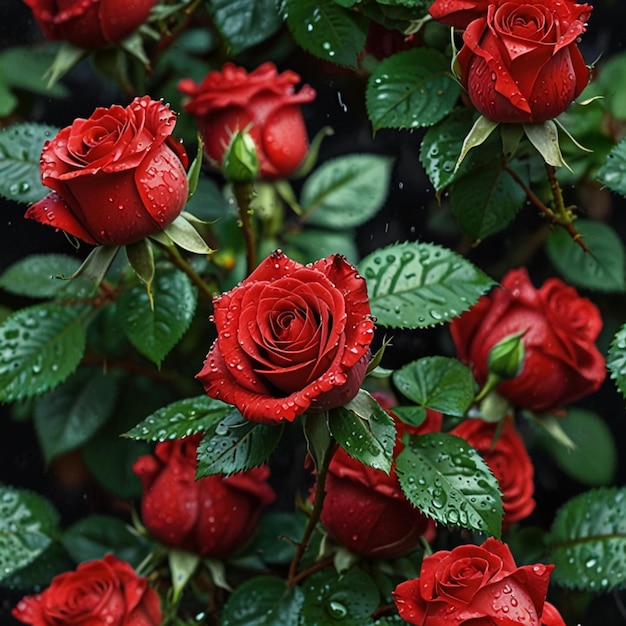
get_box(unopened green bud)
[487,331,526,381]
[222,131,259,183]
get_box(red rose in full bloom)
[393,538,557,625]
[178,62,316,179]
[450,268,605,412]
[196,251,375,424]
[319,409,442,559]
[132,434,276,557]
[451,417,535,528]
[26,96,189,246]
[22,0,155,49]
[12,554,161,625]
[429,0,592,123]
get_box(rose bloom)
[197,251,375,424]
[178,62,316,179]
[429,0,592,123]
[451,417,535,528]
[22,0,155,49]
[450,268,605,412]
[393,537,566,625]
[133,434,276,557]
[26,96,188,247]
[319,408,442,559]
[12,554,161,625]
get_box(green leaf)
[279,0,368,68]
[0,45,69,98]
[1,542,74,590]
[450,161,526,240]
[33,367,118,463]
[548,487,626,592]
[209,0,283,54]
[535,408,617,486]
[0,123,58,204]
[301,154,393,229]
[366,48,461,131]
[328,389,396,474]
[0,253,82,298]
[196,410,283,477]
[545,219,626,292]
[126,395,236,441]
[391,405,427,427]
[284,228,359,265]
[220,575,304,626]
[117,268,197,366]
[420,108,475,191]
[396,432,503,537]
[0,484,60,582]
[393,356,476,416]
[0,302,86,402]
[300,566,379,625]
[61,514,152,568]
[596,135,626,196]
[359,241,495,328]
[608,323,626,401]
[240,511,307,565]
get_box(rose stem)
[287,441,337,586]
[233,182,258,276]
[155,240,217,303]
[503,163,589,252]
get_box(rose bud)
[178,62,316,179]
[222,129,260,183]
[25,96,189,246]
[196,251,375,424]
[393,538,558,625]
[450,268,605,413]
[319,409,442,559]
[132,434,276,558]
[13,554,161,626]
[451,417,535,528]
[22,0,156,50]
[431,0,592,123]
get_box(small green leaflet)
[608,323,626,402]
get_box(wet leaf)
[0,485,60,582]
[0,302,86,401]
[548,487,626,592]
[359,241,494,328]
[366,48,460,131]
[608,323,626,402]
[397,432,503,537]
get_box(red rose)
[132,434,276,557]
[26,96,189,246]
[451,417,535,528]
[178,62,316,179]
[393,537,556,625]
[319,409,442,558]
[450,268,605,412]
[22,0,155,49]
[196,251,375,424]
[12,554,161,625]
[433,0,592,123]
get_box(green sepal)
[161,214,213,254]
[523,120,571,171]
[70,244,121,289]
[43,42,87,88]
[169,549,201,603]
[186,133,204,201]
[125,239,155,309]
[454,115,499,172]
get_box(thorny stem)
[287,442,337,586]
[233,182,258,276]
[503,163,590,253]
[156,241,216,303]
